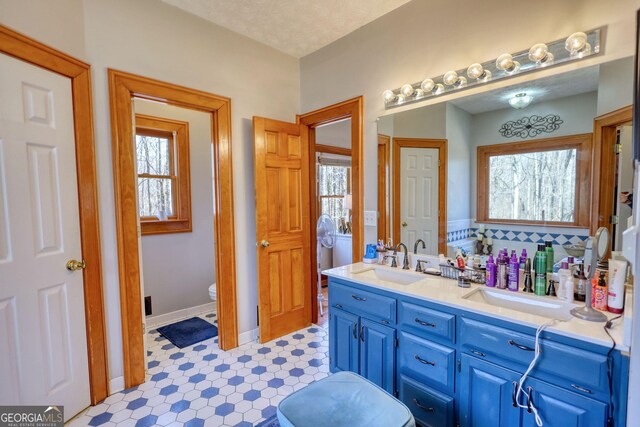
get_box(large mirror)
[378,57,634,266]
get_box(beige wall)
[1,0,300,386]
[300,0,640,244]
[135,99,216,317]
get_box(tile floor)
[69,313,329,426]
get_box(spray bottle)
[508,252,519,292]
[485,254,496,287]
[496,253,508,289]
[534,244,547,296]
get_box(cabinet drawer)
[330,282,396,325]
[399,301,455,344]
[397,331,455,394]
[399,375,454,427]
[459,317,609,395]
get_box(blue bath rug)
[255,414,279,427]
[157,317,218,349]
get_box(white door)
[400,147,439,254]
[0,54,90,419]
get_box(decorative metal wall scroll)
[499,114,563,139]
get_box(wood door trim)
[0,25,108,404]
[298,96,364,324]
[393,137,448,254]
[315,144,352,157]
[591,106,633,235]
[108,69,238,388]
[378,134,391,241]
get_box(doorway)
[109,69,238,389]
[0,25,107,415]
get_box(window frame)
[316,160,352,227]
[476,133,592,228]
[135,114,192,235]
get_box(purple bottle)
[508,252,520,291]
[485,254,496,287]
[519,249,527,269]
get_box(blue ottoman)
[277,371,415,427]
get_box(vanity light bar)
[382,28,601,109]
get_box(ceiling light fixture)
[382,28,600,109]
[509,93,533,109]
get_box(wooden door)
[0,53,90,419]
[400,147,439,253]
[377,134,390,241]
[253,117,311,342]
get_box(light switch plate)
[364,211,377,226]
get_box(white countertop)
[324,262,629,352]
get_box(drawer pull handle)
[415,318,436,328]
[511,381,518,407]
[335,304,343,309]
[360,325,365,342]
[470,350,486,357]
[414,355,435,366]
[571,384,593,394]
[352,295,367,302]
[508,340,535,352]
[412,398,435,413]
[352,324,358,340]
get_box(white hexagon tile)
[68,313,329,427]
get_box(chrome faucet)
[414,239,426,254]
[394,243,410,270]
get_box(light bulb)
[433,84,445,95]
[414,89,425,98]
[443,71,458,86]
[496,53,521,74]
[528,43,554,66]
[401,84,414,97]
[508,93,533,109]
[421,78,435,92]
[396,94,406,104]
[382,89,395,102]
[565,32,590,57]
[467,63,492,81]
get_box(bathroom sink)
[462,287,576,321]
[352,267,423,285]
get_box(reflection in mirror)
[378,57,633,269]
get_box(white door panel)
[400,147,439,254]
[0,53,90,419]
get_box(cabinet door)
[360,318,395,393]
[521,376,608,427]
[329,307,359,373]
[459,355,522,427]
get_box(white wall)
[316,119,352,148]
[445,104,472,222]
[597,56,635,116]
[392,103,446,139]
[134,100,216,316]
[300,0,639,246]
[1,0,300,385]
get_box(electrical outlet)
[364,210,377,226]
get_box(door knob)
[66,259,86,271]
[260,240,270,248]
[402,221,408,227]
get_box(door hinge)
[614,143,622,154]
[610,215,619,225]
[438,159,441,167]
[457,358,461,372]
[142,322,146,334]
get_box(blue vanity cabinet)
[328,280,396,393]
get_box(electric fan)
[316,214,336,316]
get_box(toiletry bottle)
[557,262,571,301]
[564,270,575,302]
[545,241,554,273]
[608,258,627,314]
[534,244,547,296]
[496,253,508,289]
[523,258,534,293]
[508,252,519,292]
[574,264,587,302]
[485,254,496,287]
[519,249,527,269]
[456,249,466,269]
[594,271,609,311]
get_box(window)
[135,114,192,235]
[477,133,592,227]
[317,157,351,229]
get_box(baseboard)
[109,376,125,394]
[238,327,259,345]
[146,302,216,329]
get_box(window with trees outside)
[317,156,352,231]
[135,114,192,235]
[476,133,592,227]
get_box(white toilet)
[208,283,217,302]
